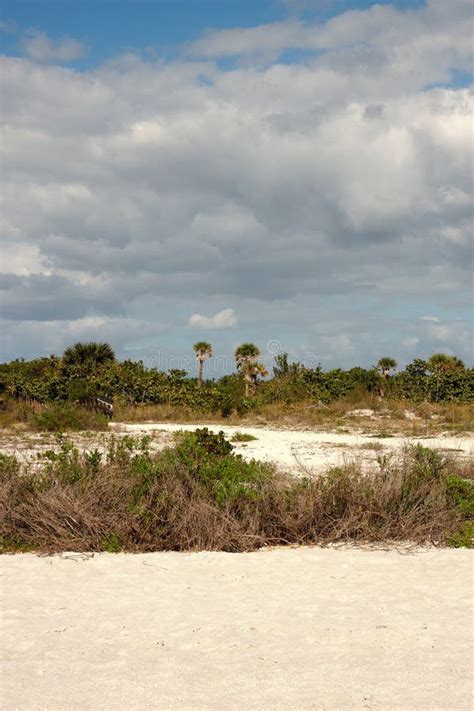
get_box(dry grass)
[114,398,473,434]
[2,397,472,435]
[112,402,221,424]
[0,400,108,432]
[0,399,43,429]
[1,433,472,553]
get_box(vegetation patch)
[1,432,472,553]
[32,403,108,432]
[231,432,258,442]
[1,342,472,435]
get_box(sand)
[111,422,474,472]
[1,547,473,710]
[1,423,471,475]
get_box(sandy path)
[111,422,474,472]
[1,548,472,710]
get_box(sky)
[0,0,473,376]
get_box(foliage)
[172,430,271,506]
[62,341,116,369]
[377,357,397,377]
[1,436,472,552]
[447,522,474,548]
[186,428,234,457]
[99,532,122,553]
[234,343,261,366]
[33,403,108,432]
[231,432,258,442]
[0,343,472,425]
[428,353,465,373]
[193,341,212,387]
[0,453,21,477]
[234,343,268,396]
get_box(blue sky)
[0,1,280,65]
[2,0,427,68]
[0,0,472,373]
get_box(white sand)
[111,422,474,472]
[1,423,471,474]
[1,547,473,710]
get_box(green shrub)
[67,378,98,403]
[33,403,108,432]
[0,453,21,477]
[171,429,270,505]
[445,475,474,517]
[219,398,233,418]
[100,532,122,552]
[231,432,258,442]
[39,437,83,484]
[189,428,233,457]
[236,397,261,416]
[448,522,474,548]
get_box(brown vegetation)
[112,397,474,435]
[1,395,472,437]
[1,432,472,553]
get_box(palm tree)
[62,342,116,370]
[248,362,269,394]
[376,357,397,379]
[376,357,397,399]
[193,341,212,387]
[234,343,268,396]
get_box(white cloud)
[20,30,86,63]
[0,1,472,364]
[188,19,306,59]
[420,316,440,322]
[189,308,238,330]
[0,242,49,276]
[188,0,473,78]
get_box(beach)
[1,546,472,710]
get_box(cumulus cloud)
[20,30,86,63]
[189,308,238,330]
[0,1,472,365]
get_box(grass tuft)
[231,432,258,442]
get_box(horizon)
[1,0,473,376]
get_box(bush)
[0,453,21,477]
[33,403,108,432]
[171,430,270,505]
[231,432,258,442]
[189,428,234,457]
[1,434,472,553]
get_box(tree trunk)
[197,359,203,387]
[244,373,252,397]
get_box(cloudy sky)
[1,0,472,375]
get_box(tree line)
[0,341,472,414]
